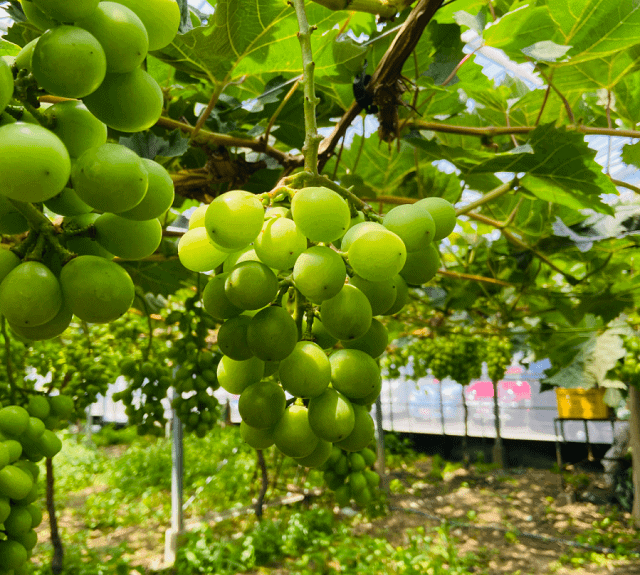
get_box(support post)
[374,395,388,493]
[85,406,93,444]
[164,389,184,565]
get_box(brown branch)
[610,178,640,194]
[437,269,514,287]
[191,82,226,140]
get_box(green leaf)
[0,40,20,58]
[583,330,626,388]
[422,22,464,85]
[121,257,195,297]
[119,130,191,160]
[2,21,41,48]
[521,41,571,62]
[613,71,640,127]
[621,142,640,167]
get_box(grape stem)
[0,317,17,403]
[292,0,323,175]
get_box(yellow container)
[555,387,611,419]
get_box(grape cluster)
[610,335,640,388]
[320,444,380,507]
[0,398,71,573]
[485,336,512,382]
[180,185,456,475]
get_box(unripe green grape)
[415,197,456,241]
[60,255,135,323]
[0,123,71,203]
[334,484,352,507]
[254,217,307,270]
[0,58,13,114]
[14,38,38,72]
[13,528,38,552]
[384,274,408,315]
[21,0,54,29]
[225,261,278,310]
[273,405,318,459]
[216,355,264,395]
[307,387,354,443]
[217,315,253,360]
[295,438,332,468]
[27,397,50,421]
[291,186,351,243]
[246,306,298,362]
[399,243,440,286]
[202,273,243,321]
[82,68,163,133]
[0,538,28,570]
[348,228,406,281]
[238,380,286,429]
[265,206,290,219]
[94,214,162,260]
[76,2,149,73]
[361,447,377,466]
[0,249,20,285]
[340,221,384,252]
[0,496,8,523]
[119,159,174,220]
[4,440,23,462]
[0,262,62,328]
[349,470,367,494]
[73,143,148,213]
[0,465,33,500]
[9,302,72,341]
[4,505,33,537]
[49,395,74,420]
[353,486,372,506]
[178,227,229,273]
[278,341,331,398]
[222,247,262,272]
[311,318,338,350]
[0,196,28,235]
[349,275,396,316]
[383,203,435,251]
[0,406,30,437]
[324,470,344,490]
[342,318,388,359]
[320,284,372,341]
[240,421,275,449]
[25,504,42,528]
[110,0,180,51]
[32,0,100,21]
[43,101,107,159]
[330,349,381,400]
[44,187,93,217]
[32,26,106,98]
[336,404,375,452]
[293,246,346,303]
[205,190,264,251]
[61,213,114,259]
[188,205,207,229]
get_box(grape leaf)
[121,257,195,297]
[119,130,190,160]
[621,142,640,167]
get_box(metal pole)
[85,406,93,444]
[164,388,184,565]
[374,395,388,493]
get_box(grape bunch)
[414,333,482,386]
[484,336,512,382]
[0,397,72,573]
[320,444,380,507]
[609,335,640,388]
[178,185,456,475]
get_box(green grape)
[307,387,354,442]
[384,274,408,315]
[21,0,54,30]
[240,421,275,449]
[60,256,135,323]
[25,504,42,528]
[273,404,318,459]
[118,159,174,220]
[0,496,8,523]
[61,213,114,259]
[216,355,264,395]
[342,318,388,359]
[0,58,13,114]
[399,243,440,286]
[415,197,457,241]
[348,471,367,493]
[0,465,33,500]
[348,228,406,281]
[202,273,243,321]
[0,539,28,570]
[340,221,384,252]
[188,205,207,229]
[14,38,38,72]
[82,68,163,132]
[0,250,20,285]
[294,439,332,468]
[311,318,338,350]
[44,187,93,217]
[31,26,106,98]
[94,214,162,260]
[383,203,435,251]
[224,261,278,310]
[9,302,72,341]
[77,2,149,73]
[0,406,30,436]
[110,0,180,51]
[32,0,99,21]
[348,275,397,316]
[178,227,229,273]
[254,217,307,270]
[335,404,375,452]
[246,306,298,362]
[0,196,29,235]
[293,246,346,303]
[222,247,262,272]
[5,440,23,462]
[205,190,264,251]
[0,262,62,328]
[278,341,331,398]
[238,380,285,429]
[42,101,107,159]
[23,417,45,442]
[329,349,381,400]
[0,123,71,203]
[73,143,148,213]
[264,206,290,219]
[217,315,253,360]
[361,448,377,467]
[290,186,351,243]
[27,397,49,421]
[364,469,380,488]
[320,284,372,341]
